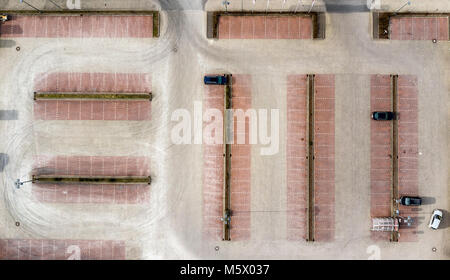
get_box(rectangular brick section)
[397,75,419,242]
[370,75,392,241]
[0,239,125,260]
[218,15,312,39]
[32,156,150,204]
[33,72,151,121]
[286,75,308,240]
[202,80,224,240]
[314,74,335,242]
[231,75,252,241]
[0,15,153,38]
[390,16,449,40]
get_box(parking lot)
[0,0,449,260]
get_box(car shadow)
[438,209,449,229]
[0,153,8,172]
[0,39,16,48]
[0,110,18,120]
[420,196,436,205]
[324,0,371,13]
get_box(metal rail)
[34,92,152,101]
[306,74,315,242]
[391,74,399,242]
[222,75,233,241]
[32,175,151,185]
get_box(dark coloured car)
[400,196,422,206]
[372,111,395,120]
[204,75,228,85]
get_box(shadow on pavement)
[421,196,437,205]
[0,39,16,48]
[0,110,18,120]
[0,153,9,172]
[438,209,449,229]
[324,0,370,13]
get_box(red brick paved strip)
[313,74,335,242]
[203,82,224,240]
[0,15,153,38]
[32,156,150,204]
[218,15,312,39]
[370,75,392,241]
[286,75,308,240]
[0,239,125,260]
[370,74,392,215]
[397,75,419,242]
[390,16,449,40]
[33,72,151,121]
[202,75,252,241]
[230,75,252,241]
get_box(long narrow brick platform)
[202,74,252,241]
[397,75,419,242]
[369,74,419,242]
[0,15,153,38]
[230,75,252,241]
[286,74,335,242]
[370,74,393,241]
[218,15,312,39]
[32,155,150,204]
[390,16,449,40]
[33,72,151,121]
[0,239,125,260]
[286,75,308,241]
[202,81,225,240]
[313,74,335,242]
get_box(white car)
[428,209,443,230]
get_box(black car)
[204,75,228,85]
[372,111,395,120]
[400,196,422,206]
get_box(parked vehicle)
[1,14,10,22]
[428,209,443,230]
[204,75,228,85]
[400,196,422,206]
[372,111,395,120]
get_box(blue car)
[204,75,228,85]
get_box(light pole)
[396,1,411,13]
[223,0,230,12]
[19,0,42,13]
[308,0,316,13]
[294,0,302,13]
[265,0,270,13]
[14,178,32,189]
